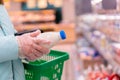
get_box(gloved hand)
[16,30,51,61]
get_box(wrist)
[16,36,25,59]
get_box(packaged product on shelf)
[76,36,101,60]
[82,64,120,80]
[37,0,47,8]
[26,0,36,8]
[79,47,100,60]
[76,37,90,48]
[112,43,120,54]
[54,0,63,7]
[91,0,118,14]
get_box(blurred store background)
[3,0,120,80]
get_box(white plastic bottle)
[37,30,66,48]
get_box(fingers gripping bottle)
[37,30,66,48]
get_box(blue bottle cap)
[60,30,66,40]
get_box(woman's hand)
[16,30,50,61]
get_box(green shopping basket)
[23,50,69,80]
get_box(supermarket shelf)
[92,26,120,43]
[78,14,120,43]
[8,10,56,25]
[79,23,120,69]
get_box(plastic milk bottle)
[37,30,66,48]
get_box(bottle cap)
[60,30,66,40]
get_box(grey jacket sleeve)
[0,35,19,63]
